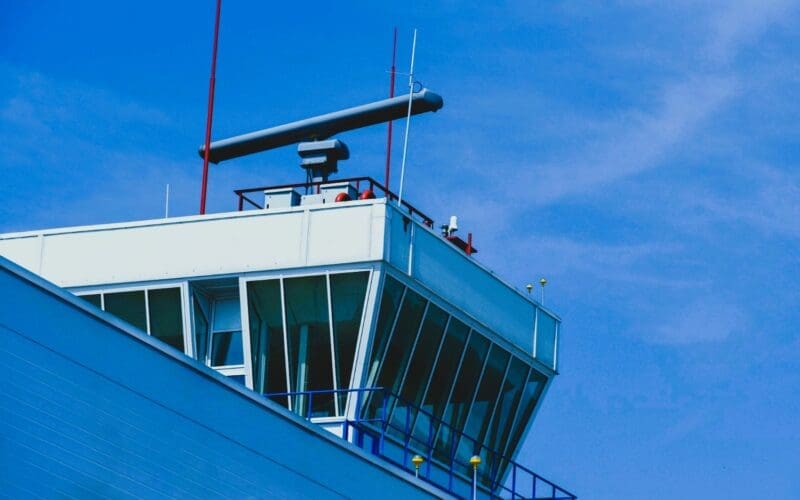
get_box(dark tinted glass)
[435,331,490,461]
[416,317,469,437]
[501,368,547,460]
[79,294,101,308]
[148,288,184,351]
[488,357,528,453]
[330,272,369,412]
[284,275,334,417]
[247,279,287,404]
[364,276,405,390]
[104,290,147,332]
[375,288,427,396]
[456,345,510,464]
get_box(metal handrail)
[233,176,435,228]
[264,387,576,499]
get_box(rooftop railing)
[264,387,576,500]
[233,176,435,228]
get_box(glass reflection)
[148,288,184,351]
[435,331,490,460]
[364,276,405,391]
[284,275,335,417]
[330,272,370,413]
[536,310,557,369]
[501,368,547,460]
[247,279,288,405]
[104,290,147,332]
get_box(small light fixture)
[411,455,424,478]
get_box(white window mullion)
[144,288,151,335]
[325,273,339,416]
[279,277,292,412]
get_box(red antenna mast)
[384,27,398,191]
[199,0,222,215]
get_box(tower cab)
[0,89,573,499]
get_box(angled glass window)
[329,272,369,413]
[487,356,529,454]
[79,294,102,308]
[284,275,335,417]
[394,303,448,440]
[435,331,490,460]
[375,288,427,397]
[147,288,184,351]
[364,276,405,390]
[104,290,147,332]
[456,344,510,466]
[536,310,557,369]
[247,279,288,405]
[416,317,469,437]
[501,368,547,461]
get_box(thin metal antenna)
[397,28,417,207]
[164,184,170,218]
[384,27,398,191]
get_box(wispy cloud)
[643,296,746,344]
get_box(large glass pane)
[395,304,448,442]
[147,288,184,351]
[435,331,490,461]
[364,276,405,391]
[104,290,147,332]
[192,295,209,363]
[501,368,547,460]
[487,357,528,454]
[247,279,288,405]
[79,294,101,308]
[536,310,557,369]
[376,288,427,396]
[284,275,335,417]
[456,345,510,465]
[330,272,369,413]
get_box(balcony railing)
[265,387,576,500]
[233,176,435,228]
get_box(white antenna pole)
[397,28,417,207]
[165,184,170,218]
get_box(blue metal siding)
[0,260,443,499]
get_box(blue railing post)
[402,404,411,468]
[511,464,517,499]
[447,427,456,492]
[425,416,434,479]
[380,389,388,455]
[307,391,313,420]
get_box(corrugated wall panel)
[0,260,444,499]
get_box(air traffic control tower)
[0,91,574,499]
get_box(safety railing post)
[425,416,434,479]
[511,464,517,499]
[307,392,313,420]
[402,404,411,468]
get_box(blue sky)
[2,1,799,498]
